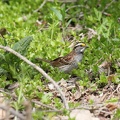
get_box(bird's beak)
[80,46,88,52]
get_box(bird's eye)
[80,45,83,47]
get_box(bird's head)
[73,42,88,54]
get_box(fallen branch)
[34,0,47,12]
[0,45,69,109]
[47,0,77,2]
[0,104,26,119]
[32,100,58,110]
[23,101,32,120]
[34,0,77,12]
[102,0,116,13]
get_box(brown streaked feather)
[50,51,75,67]
[35,50,76,67]
[50,57,67,67]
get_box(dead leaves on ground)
[45,76,120,120]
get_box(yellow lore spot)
[80,43,86,46]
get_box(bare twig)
[0,45,69,109]
[39,104,103,113]
[0,105,26,119]
[34,0,77,13]
[34,0,47,12]
[0,90,58,111]
[23,101,32,120]
[47,0,77,2]
[32,100,58,110]
[102,0,116,13]
[5,102,10,120]
[65,5,86,12]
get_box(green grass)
[0,0,120,119]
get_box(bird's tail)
[35,58,51,63]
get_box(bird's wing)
[51,52,75,67]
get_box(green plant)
[113,109,120,120]
[0,36,33,81]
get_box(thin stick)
[23,101,32,120]
[47,0,77,2]
[0,45,69,109]
[32,100,58,110]
[0,105,26,119]
[34,0,47,12]
[102,0,116,13]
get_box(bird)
[36,42,88,73]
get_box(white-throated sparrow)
[36,42,88,73]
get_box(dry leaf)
[106,104,117,111]
[48,83,55,90]
[74,90,81,100]
[87,28,97,40]
[70,109,100,120]
[98,61,111,75]
[52,115,68,120]
[107,74,115,81]
[99,61,111,69]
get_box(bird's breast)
[74,54,83,63]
